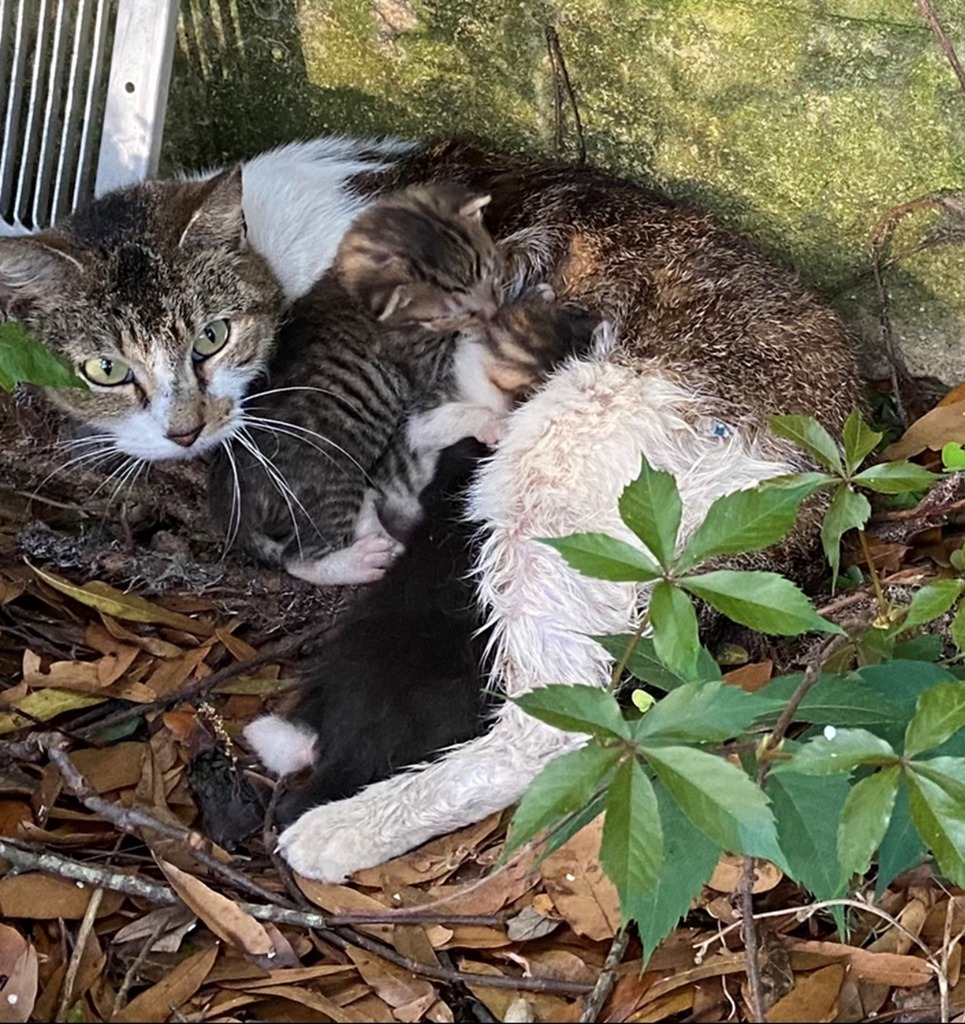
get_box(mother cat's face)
[0,169,283,461]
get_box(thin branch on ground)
[112,912,170,1017]
[739,856,767,1022]
[916,0,965,94]
[55,886,104,1023]
[579,929,629,1022]
[0,840,588,995]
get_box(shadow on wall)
[161,0,577,174]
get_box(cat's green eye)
[193,319,231,359]
[81,356,133,387]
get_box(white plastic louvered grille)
[0,0,119,235]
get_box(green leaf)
[904,682,965,758]
[942,443,965,472]
[633,786,721,960]
[757,673,905,727]
[593,634,721,691]
[768,771,848,899]
[842,409,883,475]
[649,581,701,680]
[513,685,631,740]
[634,680,772,744]
[600,759,663,921]
[853,461,943,495]
[898,580,965,636]
[680,570,843,637]
[761,471,839,492]
[505,745,622,858]
[543,794,607,861]
[820,485,871,589]
[876,780,925,897]
[777,728,898,776]
[905,766,965,887]
[769,414,844,474]
[0,321,86,391]
[642,744,785,866]
[540,533,662,582]
[676,482,815,574]
[837,766,901,879]
[618,456,681,570]
[953,603,965,654]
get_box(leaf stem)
[857,529,889,619]
[609,610,650,692]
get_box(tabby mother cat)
[0,136,863,882]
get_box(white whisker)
[242,414,374,484]
[31,445,123,501]
[219,439,243,553]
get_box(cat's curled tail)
[275,350,796,881]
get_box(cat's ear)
[377,284,413,321]
[459,193,492,221]
[179,166,246,250]
[0,235,85,320]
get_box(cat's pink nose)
[167,425,203,448]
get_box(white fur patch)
[238,136,415,301]
[276,354,797,881]
[244,715,318,776]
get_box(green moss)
[164,0,965,382]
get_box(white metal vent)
[0,0,179,236]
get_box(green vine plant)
[504,410,964,959]
[0,321,86,391]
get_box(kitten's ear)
[179,166,246,250]
[0,235,85,320]
[459,193,492,221]
[377,285,412,321]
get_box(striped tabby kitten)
[212,183,598,581]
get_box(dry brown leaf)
[216,627,258,661]
[723,661,774,691]
[0,875,123,920]
[428,853,538,915]
[506,903,563,942]
[294,878,393,942]
[708,856,783,894]
[217,965,357,990]
[247,985,369,1022]
[539,817,620,941]
[29,563,214,635]
[627,986,694,1022]
[70,743,145,794]
[112,905,197,952]
[457,959,574,1023]
[867,897,928,955]
[158,860,273,957]
[765,963,846,1023]
[0,802,32,839]
[0,924,38,1024]
[97,615,183,658]
[351,814,503,887]
[111,941,219,1023]
[346,947,436,1009]
[882,398,965,460]
[784,939,933,987]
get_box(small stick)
[544,24,587,164]
[579,929,629,1022]
[916,0,965,94]
[739,857,766,1022]
[55,887,104,1022]
[112,912,169,1016]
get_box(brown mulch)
[1,387,964,1023]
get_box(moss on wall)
[164,0,965,382]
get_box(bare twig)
[738,632,851,1020]
[579,929,629,1022]
[916,0,965,95]
[0,840,589,995]
[47,745,294,909]
[544,24,586,164]
[112,912,169,1016]
[73,617,333,740]
[55,887,104,1022]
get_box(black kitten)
[244,438,495,825]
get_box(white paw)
[475,415,509,447]
[244,715,317,776]
[286,533,403,586]
[277,798,404,882]
[526,282,556,303]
